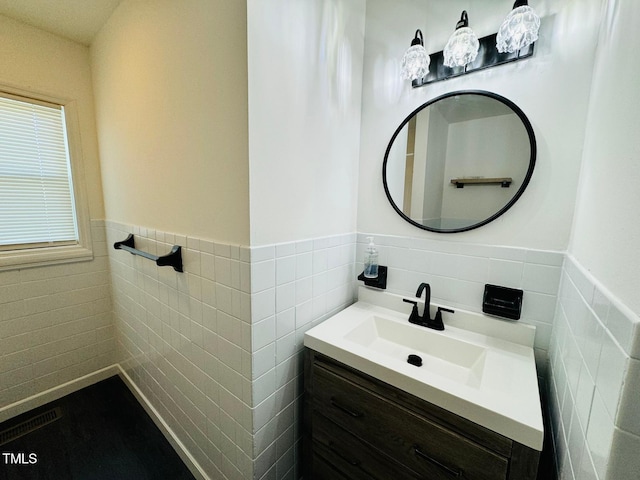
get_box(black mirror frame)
[382,90,537,233]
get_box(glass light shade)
[443,27,479,68]
[401,44,430,81]
[496,5,540,53]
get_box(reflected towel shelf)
[450,177,512,188]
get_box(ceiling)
[0,0,122,45]
[436,94,514,124]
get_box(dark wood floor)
[0,376,195,480]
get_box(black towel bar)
[113,234,183,272]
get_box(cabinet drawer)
[313,411,423,480]
[314,352,512,456]
[313,364,509,480]
[311,451,351,480]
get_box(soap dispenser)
[364,237,379,278]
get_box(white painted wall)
[410,108,429,220]
[358,0,603,250]
[92,2,366,479]
[91,0,250,246]
[441,114,529,222]
[91,2,251,479]
[247,0,365,246]
[422,106,447,222]
[0,16,113,412]
[0,15,103,219]
[568,0,640,316]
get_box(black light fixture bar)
[411,32,534,88]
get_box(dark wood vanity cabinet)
[303,349,540,480]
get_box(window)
[0,89,92,269]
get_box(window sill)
[0,244,94,272]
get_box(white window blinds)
[0,93,78,248]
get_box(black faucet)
[403,283,454,331]
[415,282,431,321]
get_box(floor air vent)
[0,407,62,446]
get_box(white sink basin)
[344,315,487,387]
[304,287,544,451]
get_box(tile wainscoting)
[357,233,564,377]
[106,225,568,480]
[107,221,255,479]
[11,221,634,480]
[248,235,356,479]
[548,255,640,480]
[0,220,114,421]
[105,221,356,480]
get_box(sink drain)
[407,354,423,367]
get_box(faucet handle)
[428,307,454,331]
[434,307,455,323]
[403,299,421,325]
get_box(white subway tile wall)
[106,222,356,480]
[250,233,356,480]
[7,221,638,480]
[548,255,640,480]
[0,220,114,420]
[107,221,253,480]
[357,233,563,375]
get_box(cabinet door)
[313,364,509,480]
[313,412,425,480]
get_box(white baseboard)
[0,365,119,423]
[116,366,209,480]
[0,364,209,480]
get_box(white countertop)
[304,287,544,451]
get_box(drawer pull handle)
[413,445,463,478]
[328,441,361,467]
[330,398,363,418]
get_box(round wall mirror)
[383,90,536,233]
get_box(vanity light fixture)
[443,10,480,68]
[400,29,430,81]
[497,0,541,53]
[401,4,538,88]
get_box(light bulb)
[401,29,430,81]
[497,2,540,53]
[443,11,479,68]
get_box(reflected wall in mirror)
[383,91,536,233]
